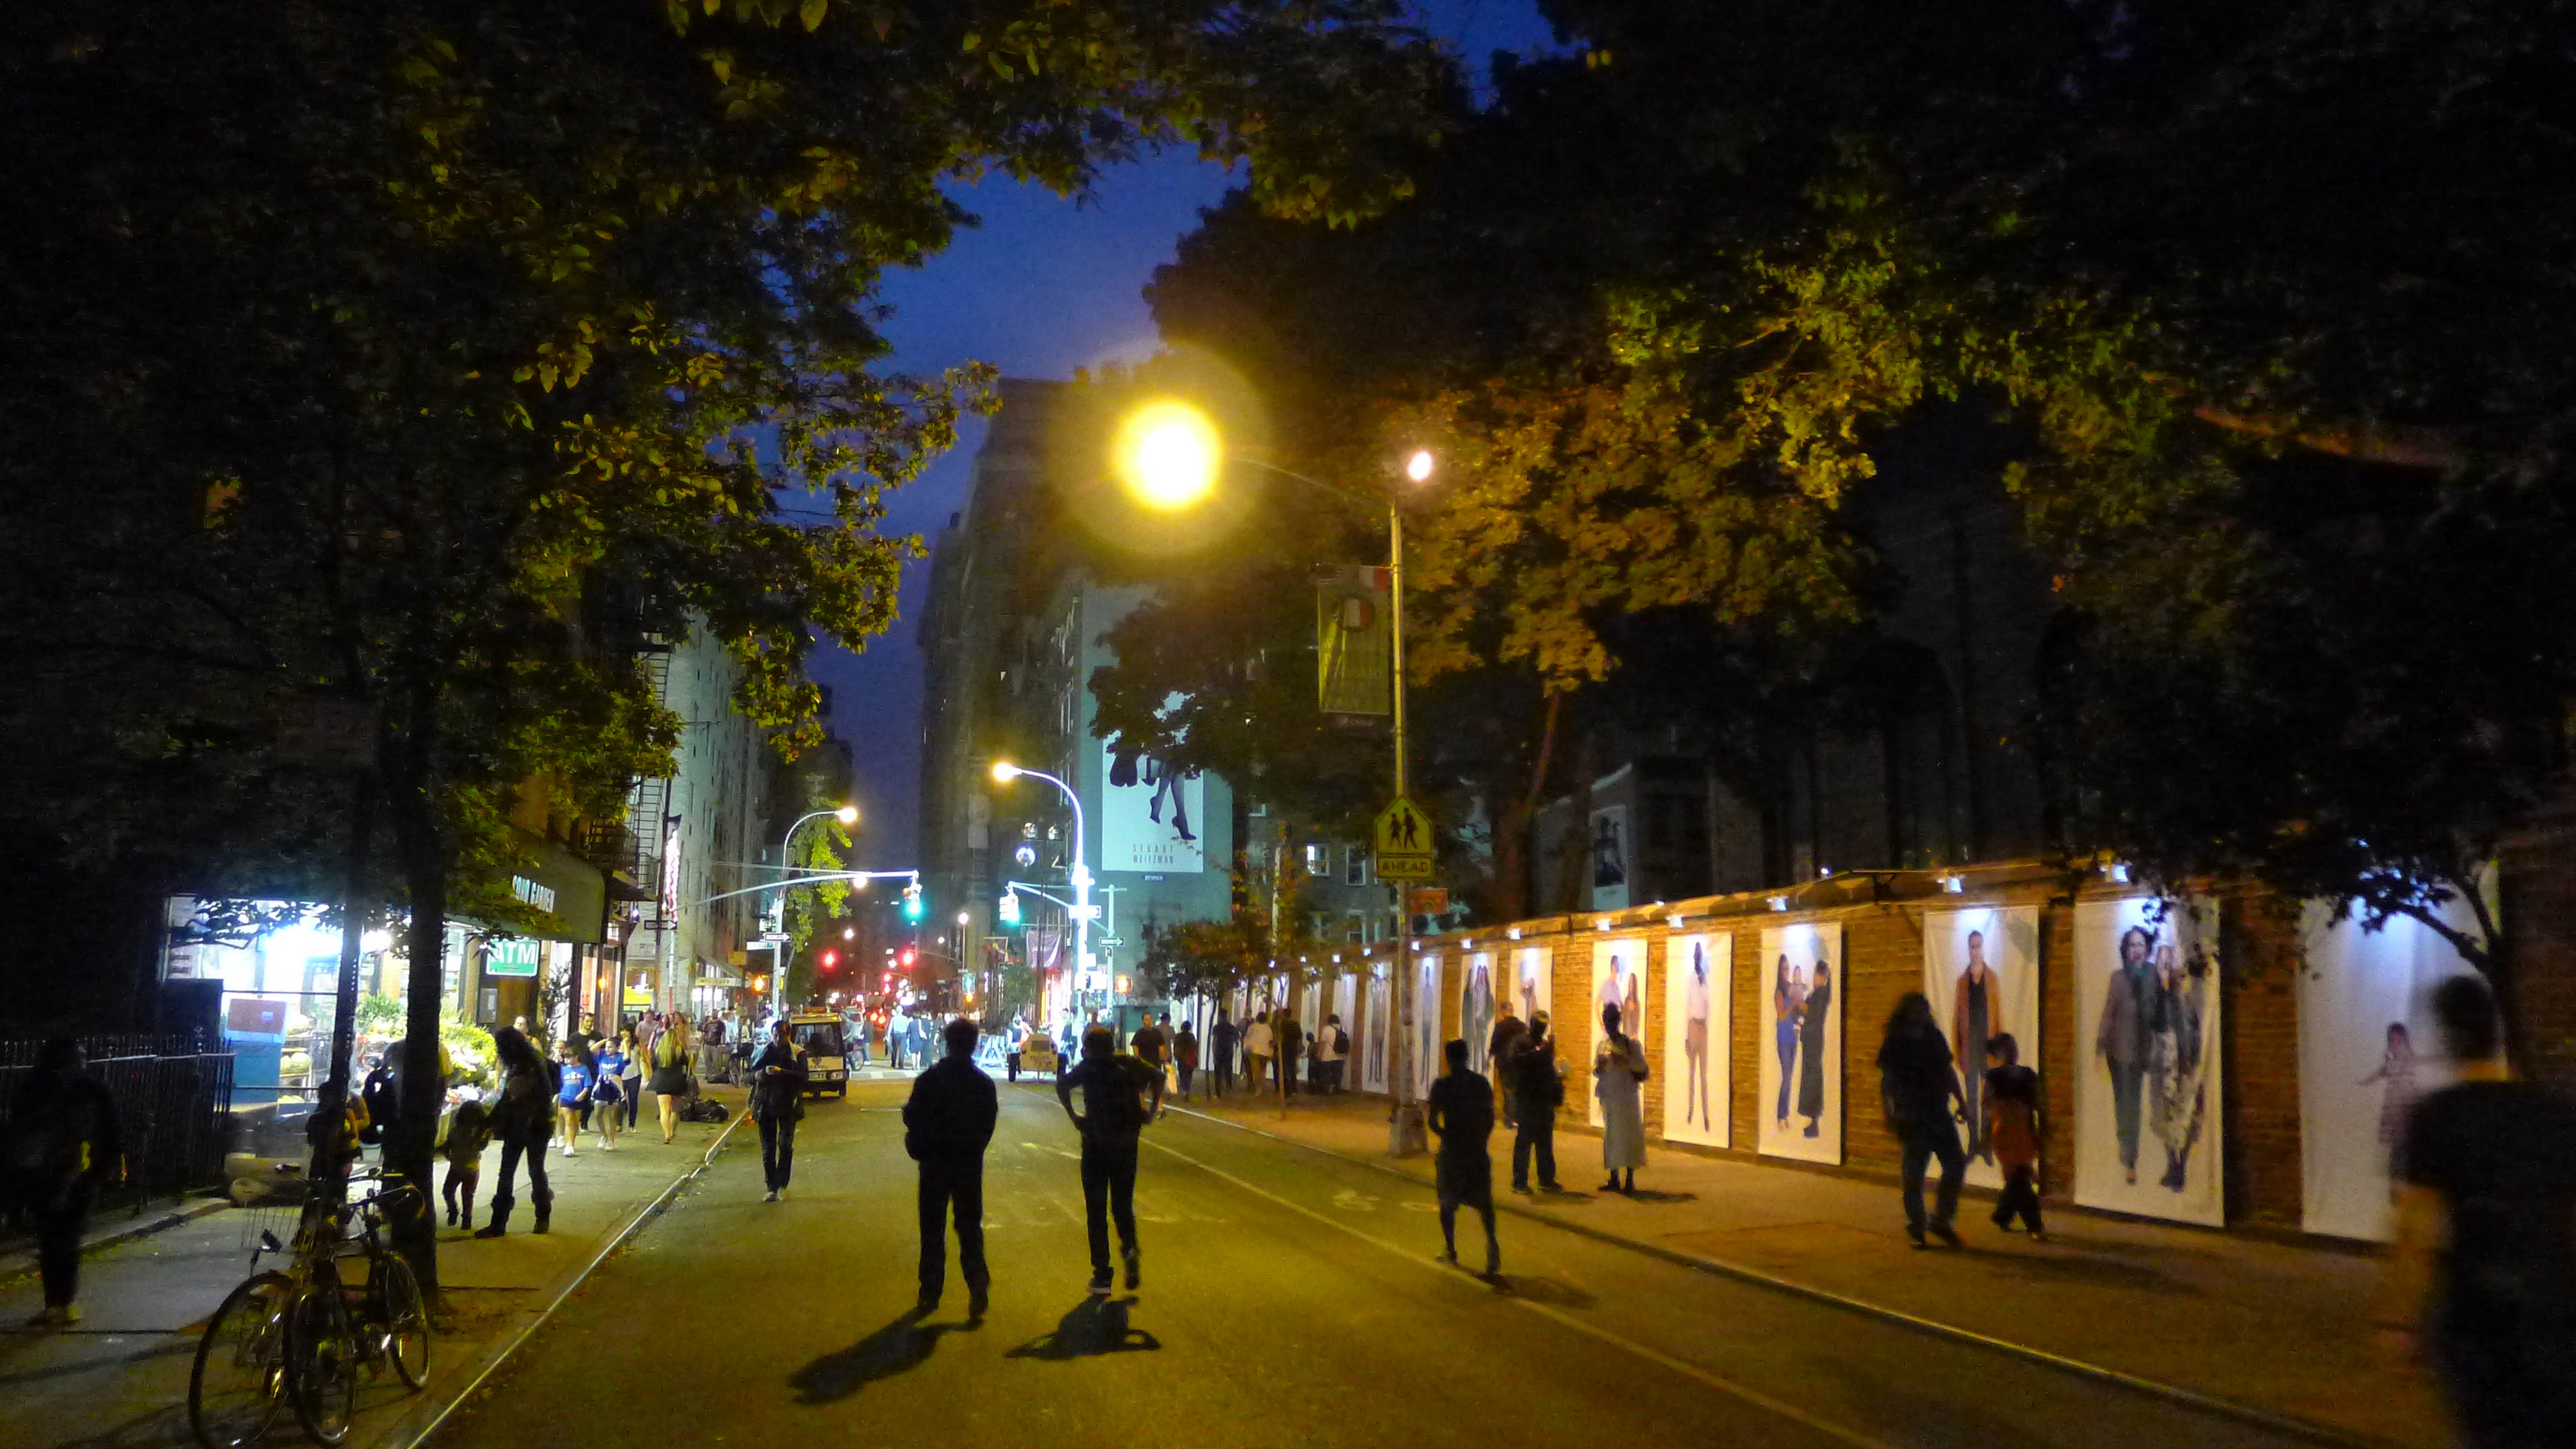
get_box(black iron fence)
[0,1032,236,1219]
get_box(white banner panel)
[1587,937,1648,1130]
[1662,932,1731,1148]
[1411,952,1443,1100]
[1926,906,2042,1189]
[2073,897,2223,1225]
[1759,923,1844,1165]
[1461,951,1499,1074]
[2298,900,2485,1241]
[1512,945,1554,1039]
[1361,965,1391,1093]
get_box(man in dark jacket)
[1507,1013,1563,1193]
[749,1021,808,1202]
[1056,1024,1163,1296]
[905,1018,998,1315]
[1274,1013,1303,1100]
[5,1039,123,1326]
[1210,1011,1238,1097]
[1487,1006,1527,1128]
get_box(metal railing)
[0,1032,236,1220]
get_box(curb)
[0,1196,231,1285]
[369,1109,749,1449]
[1161,1100,2392,1449]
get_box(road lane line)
[1150,1099,2377,1449]
[1139,1134,1890,1449]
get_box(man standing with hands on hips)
[905,1018,998,1317]
[1056,1024,1163,1296]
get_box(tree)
[2,0,1444,1296]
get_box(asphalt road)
[430,1076,2329,1449]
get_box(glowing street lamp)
[991,759,1092,1005]
[1113,399,1222,511]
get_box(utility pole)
[1387,503,1428,1156]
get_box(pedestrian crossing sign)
[1374,796,1434,880]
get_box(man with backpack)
[1056,1024,1163,1296]
[905,1018,998,1316]
[5,1039,123,1327]
[1316,1012,1350,1094]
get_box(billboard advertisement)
[2074,897,2223,1225]
[1759,922,1844,1165]
[1925,906,2042,1190]
[1587,937,1648,1130]
[1100,736,1206,874]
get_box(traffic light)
[902,882,924,922]
[900,947,916,969]
[819,950,837,971]
[998,891,1021,926]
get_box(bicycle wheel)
[371,1251,430,1390]
[189,1271,291,1449]
[284,1275,359,1446]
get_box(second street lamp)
[1111,399,1438,1156]
[993,760,1093,1024]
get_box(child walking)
[592,1036,628,1150]
[1984,1033,2046,1241]
[441,1100,491,1231]
[554,1041,591,1158]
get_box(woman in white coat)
[1594,1002,1651,1193]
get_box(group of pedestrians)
[1191,1007,1350,1100]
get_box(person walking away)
[1313,1013,1344,1095]
[1243,1011,1274,1101]
[2382,974,2576,1448]
[1275,1013,1304,1101]
[3,1039,123,1326]
[1594,1003,1650,1193]
[553,1040,591,1158]
[1211,1011,1239,1097]
[1172,1020,1200,1099]
[1983,1033,2044,1239]
[1877,992,1966,1248]
[1056,1024,1163,1296]
[1428,1038,1502,1274]
[905,1018,998,1315]
[1487,1004,1526,1128]
[591,1035,628,1150]
[649,1014,692,1145]
[1508,1013,1563,1193]
[476,1026,556,1237]
[750,1019,809,1201]
[440,1099,491,1230]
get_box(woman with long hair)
[1797,960,1833,1136]
[475,1026,555,1237]
[649,1013,693,1144]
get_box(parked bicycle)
[188,1169,429,1448]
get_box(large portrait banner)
[1411,951,1443,1100]
[1513,945,1554,1037]
[2297,897,2486,1241]
[1588,937,1648,1130]
[1662,932,1731,1148]
[1925,906,2042,1190]
[1758,922,1844,1165]
[1361,964,1392,1093]
[2073,897,2223,1225]
[1461,952,1499,1073]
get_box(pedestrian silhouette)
[1005,1298,1161,1360]
[1055,1024,1163,1296]
[904,1017,998,1316]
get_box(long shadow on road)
[788,1307,967,1404]
[1002,1298,1160,1361]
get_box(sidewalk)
[1171,1084,2442,1448]
[0,1086,745,1449]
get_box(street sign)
[1373,796,1434,881]
[1407,887,1448,915]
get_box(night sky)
[806,1,1560,862]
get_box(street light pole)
[775,806,858,1015]
[993,764,1089,1028]
[1385,499,1430,1156]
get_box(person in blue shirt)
[591,1039,628,1151]
[553,1041,593,1159]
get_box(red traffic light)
[900,947,915,968]
[820,950,837,969]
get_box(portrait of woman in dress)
[1774,955,1805,1130]
[1797,958,1834,1138]
[1682,944,1713,1128]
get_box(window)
[1303,843,1330,876]
[1345,849,1368,886]
[1344,912,1366,943]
